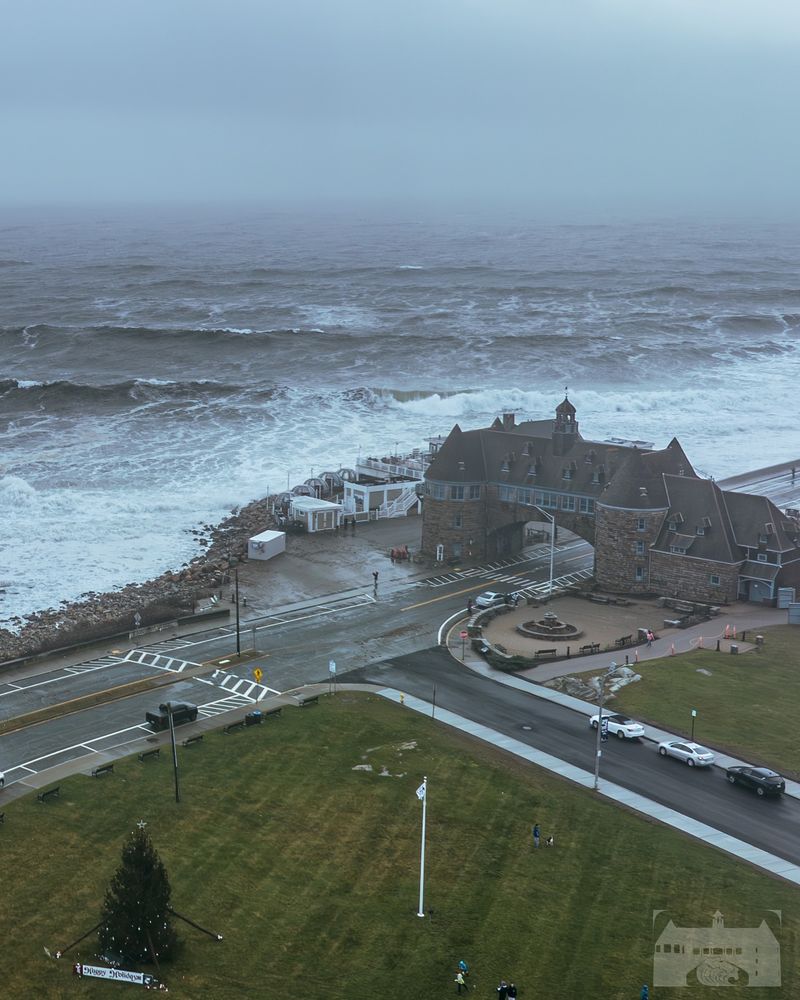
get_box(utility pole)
[166,704,181,804]
[234,566,241,657]
[593,662,617,790]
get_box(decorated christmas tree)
[98,823,179,964]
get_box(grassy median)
[1,694,798,999]
[605,625,800,776]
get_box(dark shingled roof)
[597,440,698,510]
[722,491,800,552]
[651,476,739,562]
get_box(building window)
[561,495,576,511]
[710,574,720,586]
[468,484,481,500]
[696,526,705,535]
[450,485,464,500]
[452,542,462,558]
[430,483,445,500]
[635,541,644,555]
[757,553,768,562]
[635,566,644,581]
[562,468,573,480]
[637,518,646,531]
[670,545,686,555]
[452,513,462,528]
[579,498,595,514]
[541,492,558,509]
[499,485,515,502]
[519,488,532,505]
[668,521,677,531]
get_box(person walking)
[458,959,469,978]
[532,823,540,848]
[496,981,509,1000]
[640,986,649,1000]
[507,984,517,999]
[646,629,654,647]
[454,971,468,994]
[372,571,379,588]
[467,599,474,616]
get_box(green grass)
[2,694,798,999]
[605,625,800,776]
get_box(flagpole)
[417,775,427,918]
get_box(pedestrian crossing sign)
[253,668,263,682]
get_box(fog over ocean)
[1,209,799,626]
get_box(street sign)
[253,668,263,682]
[460,630,468,639]
[691,709,697,717]
[133,612,142,628]
[329,660,336,674]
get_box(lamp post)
[593,662,617,790]
[234,565,241,657]
[164,703,181,804]
[541,509,556,599]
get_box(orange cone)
[732,625,737,640]
[724,624,730,639]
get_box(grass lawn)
[1,694,798,999]
[605,625,800,776]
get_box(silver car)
[658,740,715,767]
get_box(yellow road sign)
[253,668,263,682]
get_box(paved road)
[343,647,800,866]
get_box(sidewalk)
[445,605,800,800]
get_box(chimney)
[502,412,515,431]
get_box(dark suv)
[725,765,785,797]
[146,701,199,731]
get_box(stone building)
[420,396,800,604]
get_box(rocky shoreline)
[0,495,277,664]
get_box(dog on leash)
[544,835,555,847]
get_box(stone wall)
[595,503,666,593]
[649,551,739,604]
[420,495,487,561]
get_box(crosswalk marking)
[63,654,125,676]
[123,649,200,673]
[198,693,254,718]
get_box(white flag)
[416,782,426,801]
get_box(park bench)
[534,648,558,659]
[263,706,283,720]
[579,643,600,655]
[614,634,633,648]
[224,720,246,734]
[589,595,610,604]
[182,735,204,747]
[37,787,60,804]
[297,695,319,708]
[91,763,114,778]
[138,748,160,763]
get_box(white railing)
[378,489,420,519]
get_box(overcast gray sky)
[2,0,799,214]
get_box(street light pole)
[234,566,241,657]
[166,704,181,804]
[548,510,555,600]
[593,662,617,790]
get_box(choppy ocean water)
[1,208,799,626]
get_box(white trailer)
[248,529,286,561]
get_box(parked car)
[475,590,519,609]
[145,701,199,731]
[0,769,4,789]
[725,765,785,797]
[589,713,645,740]
[658,740,715,767]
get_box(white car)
[0,769,4,789]
[658,740,716,767]
[589,713,645,740]
[475,590,519,609]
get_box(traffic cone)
[698,636,704,649]
[732,625,737,640]
[724,624,730,639]
[670,643,675,656]
[634,647,639,663]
